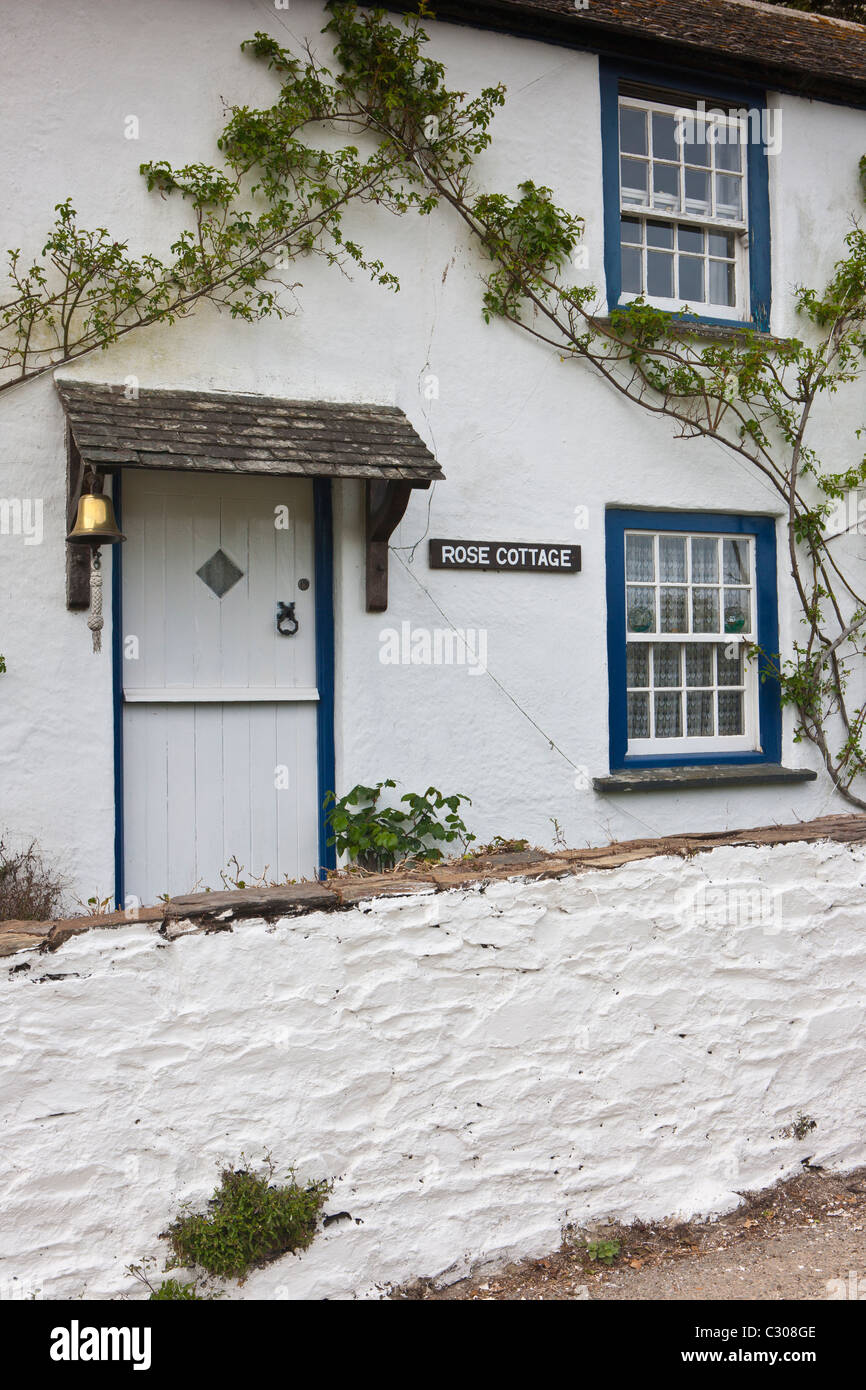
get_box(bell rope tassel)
[88,551,104,653]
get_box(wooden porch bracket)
[365,478,431,612]
[66,432,91,610]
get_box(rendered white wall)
[2,838,864,1300]
[2,0,866,905]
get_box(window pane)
[652,162,679,211]
[691,537,719,583]
[653,643,681,688]
[677,224,704,255]
[654,691,682,737]
[626,533,654,581]
[652,112,679,162]
[716,135,742,172]
[646,221,674,249]
[621,245,642,293]
[708,259,735,307]
[708,231,734,258]
[679,255,705,302]
[723,588,751,632]
[715,173,742,221]
[622,526,758,748]
[687,690,714,737]
[620,106,648,156]
[683,120,710,166]
[692,587,720,633]
[621,157,648,204]
[621,215,642,244]
[660,587,688,632]
[659,535,686,581]
[717,644,744,686]
[647,250,674,297]
[628,690,650,738]
[627,586,656,631]
[723,539,750,584]
[685,643,713,687]
[626,643,650,688]
[684,167,710,217]
[718,690,744,735]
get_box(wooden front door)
[120,470,320,906]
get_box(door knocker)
[276,601,299,636]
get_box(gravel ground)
[394,1166,866,1301]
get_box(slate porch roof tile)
[55,380,444,482]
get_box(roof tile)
[55,381,444,482]
[394,0,866,100]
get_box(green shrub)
[324,780,474,870]
[163,1164,332,1281]
[585,1239,621,1265]
[149,1278,205,1300]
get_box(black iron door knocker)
[276,601,299,636]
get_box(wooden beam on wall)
[66,432,91,610]
[365,479,430,612]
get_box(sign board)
[429,538,581,573]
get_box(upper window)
[618,96,747,320]
[605,511,780,770]
[599,63,772,330]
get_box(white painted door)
[121,470,320,905]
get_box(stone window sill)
[595,315,784,346]
[593,764,818,793]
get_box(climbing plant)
[0,29,423,393]
[3,2,866,806]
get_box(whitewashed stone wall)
[2,838,865,1301]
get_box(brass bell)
[67,492,125,546]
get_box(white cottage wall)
[1,839,864,1300]
[1,1,866,903]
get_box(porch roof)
[55,380,444,483]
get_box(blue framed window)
[605,510,781,771]
[600,61,771,330]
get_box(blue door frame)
[110,472,337,908]
[313,478,337,875]
[110,471,125,909]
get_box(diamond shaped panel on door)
[196,547,244,599]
